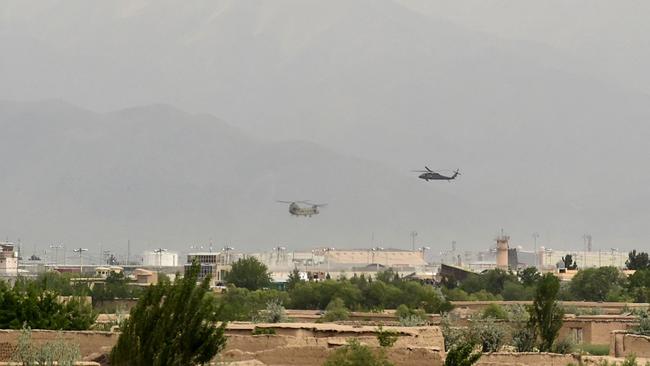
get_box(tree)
[0,280,95,330]
[628,269,650,302]
[529,273,564,352]
[569,267,626,302]
[627,250,650,270]
[519,267,541,287]
[110,262,227,365]
[224,257,272,291]
[286,268,303,291]
[443,341,481,366]
[561,254,578,270]
[323,339,393,366]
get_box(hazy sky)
[1,1,649,259]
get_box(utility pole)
[532,233,539,267]
[127,240,131,266]
[410,231,418,251]
[49,244,64,266]
[73,248,88,273]
[153,248,167,271]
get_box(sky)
[1,0,649,260]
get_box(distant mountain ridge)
[0,100,479,257]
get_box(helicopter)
[413,167,460,182]
[276,201,327,217]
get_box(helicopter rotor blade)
[425,166,433,172]
[276,200,294,204]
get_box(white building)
[538,247,628,269]
[142,250,178,267]
[0,242,18,276]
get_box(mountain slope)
[0,100,478,257]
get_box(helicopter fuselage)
[418,172,458,181]
[289,202,319,217]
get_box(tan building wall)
[477,352,576,366]
[324,250,426,267]
[0,330,118,361]
[559,315,638,345]
[611,332,650,358]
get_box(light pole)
[532,233,539,267]
[371,247,384,272]
[153,248,167,271]
[410,231,418,251]
[73,248,88,274]
[49,244,63,266]
[419,246,430,261]
[222,246,234,264]
[324,247,335,275]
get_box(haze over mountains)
[1,1,650,254]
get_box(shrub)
[470,317,507,352]
[322,297,350,322]
[633,314,650,336]
[12,327,81,366]
[622,354,638,366]
[441,314,468,352]
[252,327,276,335]
[552,336,576,354]
[444,341,481,366]
[579,344,609,356]
[399,314,426,327]
[481,304,508,320]
[253,299,288,323]
[512,326,536,352]
[323,339,393,366]
[376,326,399,348]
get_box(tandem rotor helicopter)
[412,167,461,182]
[277,201,327,217]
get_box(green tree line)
[0,280,95,330]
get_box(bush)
[253,299,288,323]
[323,339,393,366]
[322,297,350,322]
[399,314,426,327]
[12,327,81,366]
[481,304,508,320]
[441,314,468,352]
[396,304,427,326]
[512,326,536,352]
[470,317,507,352]
[633,314,650,336]
[444,341,481,366]
[579,344,609,356]
[622,354,638,366]
[376,326,399,348]
[552,336,576,354]
[252,327,276,335]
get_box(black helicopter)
[413,167,460,181]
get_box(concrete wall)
[610,331,650,358]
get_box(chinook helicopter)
[277,201,327,217]
[413,167,460,182]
